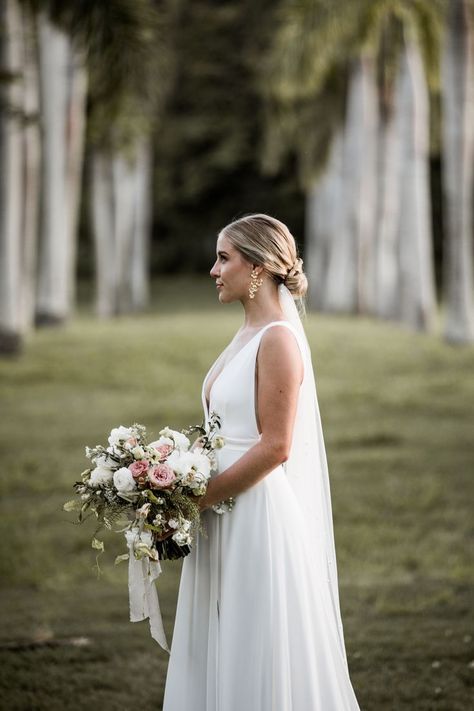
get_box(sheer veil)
[278,283,348,667]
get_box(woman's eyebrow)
[217,250,229,257]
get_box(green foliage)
[260,0,445,180]
[0,277,473,708]
[23,0,176,150]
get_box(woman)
[162,214,361,710]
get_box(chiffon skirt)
[162,438,360,710]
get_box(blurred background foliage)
[1,0,473,347]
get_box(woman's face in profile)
[210,234,251,303]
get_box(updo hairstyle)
[218,213,308,299]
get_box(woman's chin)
[217,289,233,303]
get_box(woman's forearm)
[200,440,287,509]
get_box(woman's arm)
[198,326,303,511]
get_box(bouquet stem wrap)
[125,530,170,653]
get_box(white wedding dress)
[162,320,361,710]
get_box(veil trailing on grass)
[278,283,348,667]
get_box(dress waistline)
[219,433,262,451]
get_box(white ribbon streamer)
[125,530,171,653]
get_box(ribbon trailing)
[125,530,170,653]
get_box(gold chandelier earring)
[248,268,264,299]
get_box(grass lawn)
[0,276,473,710]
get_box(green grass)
[1,276,473,710]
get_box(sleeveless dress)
[162,321,360,711]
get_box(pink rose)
[153,444,173,461]
[129,460,149,487]
[125,436,138,447]
[148,464,176,489]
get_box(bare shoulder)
[257,324,304,383]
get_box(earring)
[249,268,264,299]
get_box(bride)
[161,214,361,710]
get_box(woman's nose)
[210,262,219,278]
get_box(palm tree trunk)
[35,12,70,325]
[91,143,152,318]
[305,130,344,310]
[441,0,474,344]
[374,108,401,320]
[112,152,136,314]
[20,6,40,334]
[0,0,24,354]
[130,138,152,311]
[91,150,117,318]
[395,32,436,331]
[65,50,88,314]
[343,55,378,315]
[319,130,356,312]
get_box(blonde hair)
[219,213,308,299]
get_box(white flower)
[182,470,209,495]
[153,513,164,526]
[172,530,192,546]
[149,436,174,450]
[211,436,225,450]
[89,465,114,487]
[113,467,137,493]
[108,426,134,447]
[93,453,116,469]
[136,502,151,518]
[167,518,179,529]
[131,445,145,460]
[166,450,211,480]
[159,427,190,451]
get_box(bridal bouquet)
[64,413,234,564]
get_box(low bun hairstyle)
[219,213,308,300]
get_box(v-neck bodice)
[201,320,304,440]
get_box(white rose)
[113,467,137,493]
[159,427,190,451]
[131,446,145,460]
[108,426,134,447]
[89,465,114,487]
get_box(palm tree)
[260,0,442,332]
[0,0,170,339]
[0,0,25,353]
[35,12,85,325]
[86,0,172,317]
[441,0,474,344]
[0,0,40,354]
[395,27,436,330]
